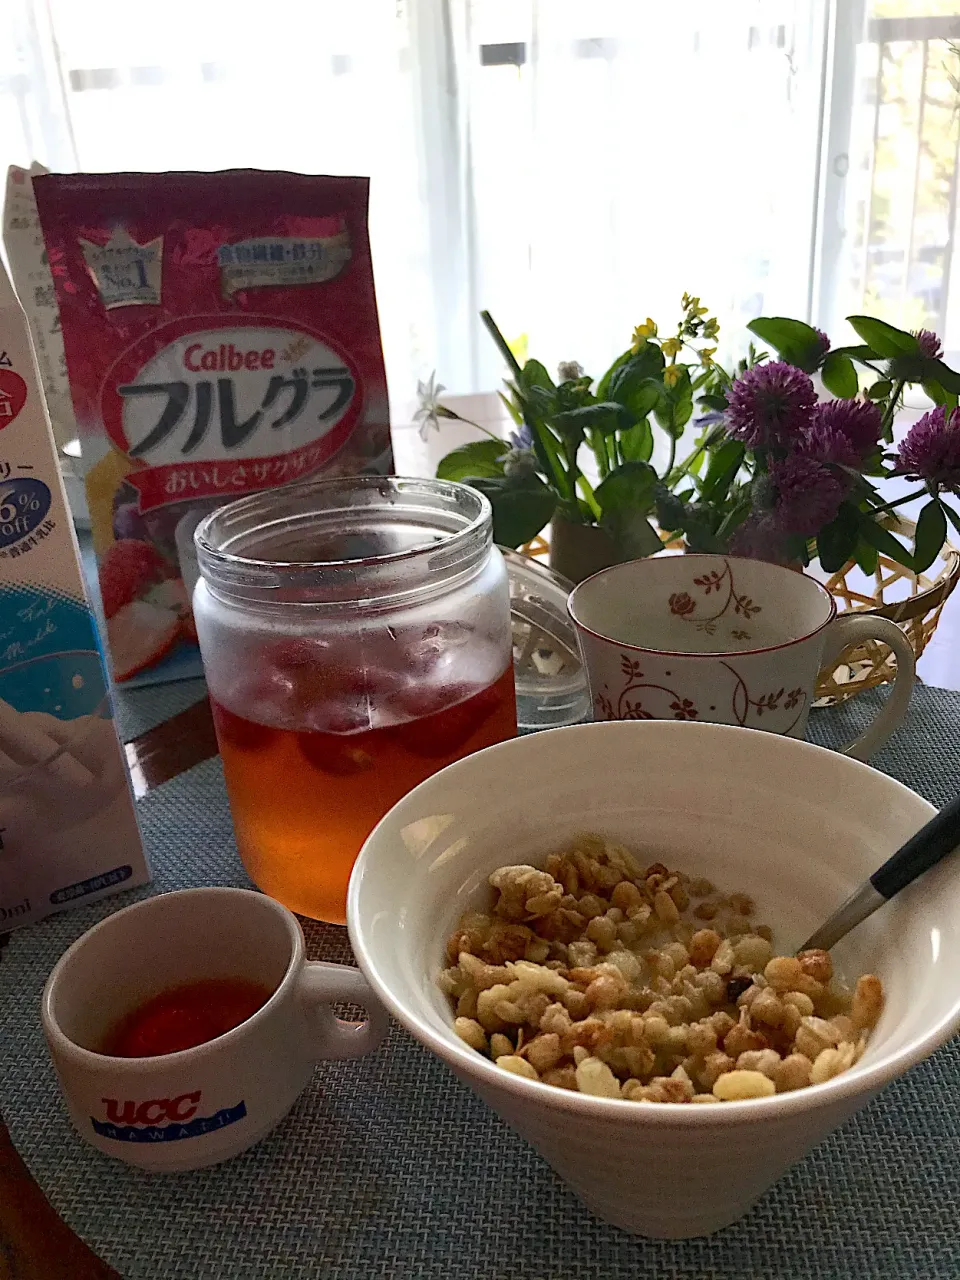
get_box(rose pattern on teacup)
[667,559,763,644]
[594,653,808,734]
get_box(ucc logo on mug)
[92,1091,248,1144]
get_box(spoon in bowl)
[800,793,960,951]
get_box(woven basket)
[520,521,960,707]
[812,525,960,705]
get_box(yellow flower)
[681,291,693,309]
[661,336,683,357]
[631,318,658,351]
[682,293,708,318]
[703,317,720,339]
[663,364,683,388]
[700,347,717,366]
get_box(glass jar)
[193,476,516,923]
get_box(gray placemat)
[2,686,960,1279]
[112,677,208,743]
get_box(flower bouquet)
[427,301,960,585]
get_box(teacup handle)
[818,614,916,761]
[298,961,389,1061]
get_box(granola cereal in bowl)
[439,839,884,1104]
[440,839,885,1100]
[347,720,960,1238]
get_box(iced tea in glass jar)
[193,477,516,923]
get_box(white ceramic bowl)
[347,721,960,1238]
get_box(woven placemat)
[2,686,960,1279]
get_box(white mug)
[567,553,915,760]
[41,887,388,1171]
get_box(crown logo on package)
[80,227,163,308]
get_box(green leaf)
[815,504,860,573]
[606,345,665,417]
[525,384,556,414]
[943,501,960,540]
[699,440,745,503]
[595,461,658,516]
[821,351,859,398]
[595,461,662,558]
[552,401,635,438]
[519,359,556,394]
[698,393,729,413]
[746,317,824,372]
[655,490,687,533]
[846,316,920,358]
[497,389,523,425]
[929,360,960,394]
[857,512,914,569]
[855,540,879,575]
[619,418,654,462]
[886,354,934,385]
[913,499,947,573]
[436,439,506,483]
[921,380,958,410]
[595,349,633,402]
[866,378,892,401]
[466,473,556,548]
[653,367,694,438]
[830,344,880,363]
[623,378,662,420]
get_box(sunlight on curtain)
[463,0,829,383]
[3,0,960,411]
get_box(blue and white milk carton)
[0,257,148,929]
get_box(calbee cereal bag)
[33,171,392,685]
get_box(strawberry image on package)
[33,170,392,685]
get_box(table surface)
[2,678,959,1279]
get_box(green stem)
[870,487,928,516]
[880,378,907,441]
[666,434,677,478]
[585,428,609,480]
[577,474,602,520]
[480,310,523,380]
[535,427,576,508]
[440,411,504,443]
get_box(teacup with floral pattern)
[567,553,915,760]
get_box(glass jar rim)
[193,475,493,608]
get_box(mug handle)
[817,614,916,761]
[297,961,389,1061]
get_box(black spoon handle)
[870,793,960,899]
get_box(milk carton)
[0,258,148,930]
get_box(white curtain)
[3,0,960,425]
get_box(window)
[4,0,960,411]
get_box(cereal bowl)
[347,720,960,1238]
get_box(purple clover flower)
[801,398,882,467]
[767,454,844,536]
[725,361,817,447]
[895,406,960,493]
[731,452,844,563]
[913,329,943,361]
[815,328,830,355]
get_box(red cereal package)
[33,170,392,685]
